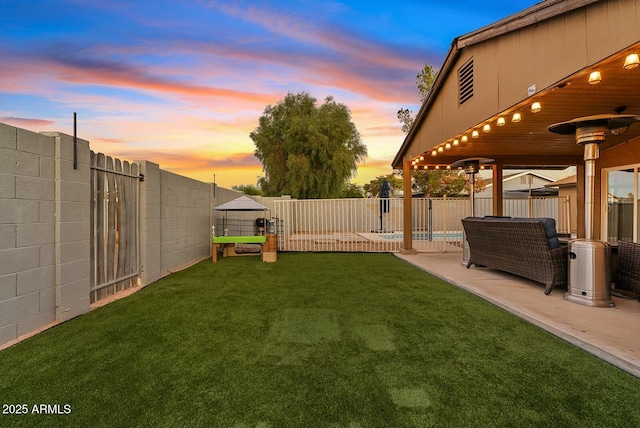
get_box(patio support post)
[492,161,504,216]
[583,142,600,240]
[401,159,416,254]
[576,163,586,238]
[593,162,603,240]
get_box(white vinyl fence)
[272,196,570,253]
[272,197,467,253]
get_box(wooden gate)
[90,151,141,303]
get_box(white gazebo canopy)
[214,195,269,212]
[213,196,271,236]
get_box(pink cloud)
[0,117,55,129]
[360,157,395,169]
[210,2,420,70]
[202,3,424,102]
[92,137,129,144]
[362,124,405,138]
[52,57,278,105]
[0,47,280,107]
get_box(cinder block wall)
[138,161,162,286]
[1,121,280,348]
[47,132,91,322]
[158,169,211,276]
[0,124,91,346]
[137,161,213,284]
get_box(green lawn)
[1,253,639,427]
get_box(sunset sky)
[1,0,540,188]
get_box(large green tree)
[340,183,365,198]
[412,169,467,197]
[251,92,367,199]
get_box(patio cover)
[214,196,269,211]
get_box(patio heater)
[452,158,493,265]
[549,114,640,307]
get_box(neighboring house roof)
[546,174,577,187]
[483,171,555,189]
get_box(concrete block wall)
[0,124,56,345]
[137,161,213,285]
[0,124,91,346]
[138,161,162,286]
[46,132,91,322]
[158,169,211,276]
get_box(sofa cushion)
[511,217,560,249]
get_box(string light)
[588,71,602,84]
[624,53,640,69]
[531,102,541,113]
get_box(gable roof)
[483,171,555,187]
[546,174,577,187]
[392,0,640,170]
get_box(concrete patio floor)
[394,251,640,378]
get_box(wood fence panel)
[129,162,139,280]
[90,151,141,303]
[95,153,106,290]
[121,161,132,291]
[104,155,117,300]
[89,151,97,296]
[115,158,126,293]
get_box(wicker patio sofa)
[615,240,640,295]
[462,217,568,295]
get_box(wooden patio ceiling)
[409,42,640,170]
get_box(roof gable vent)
[458,58,474,105]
